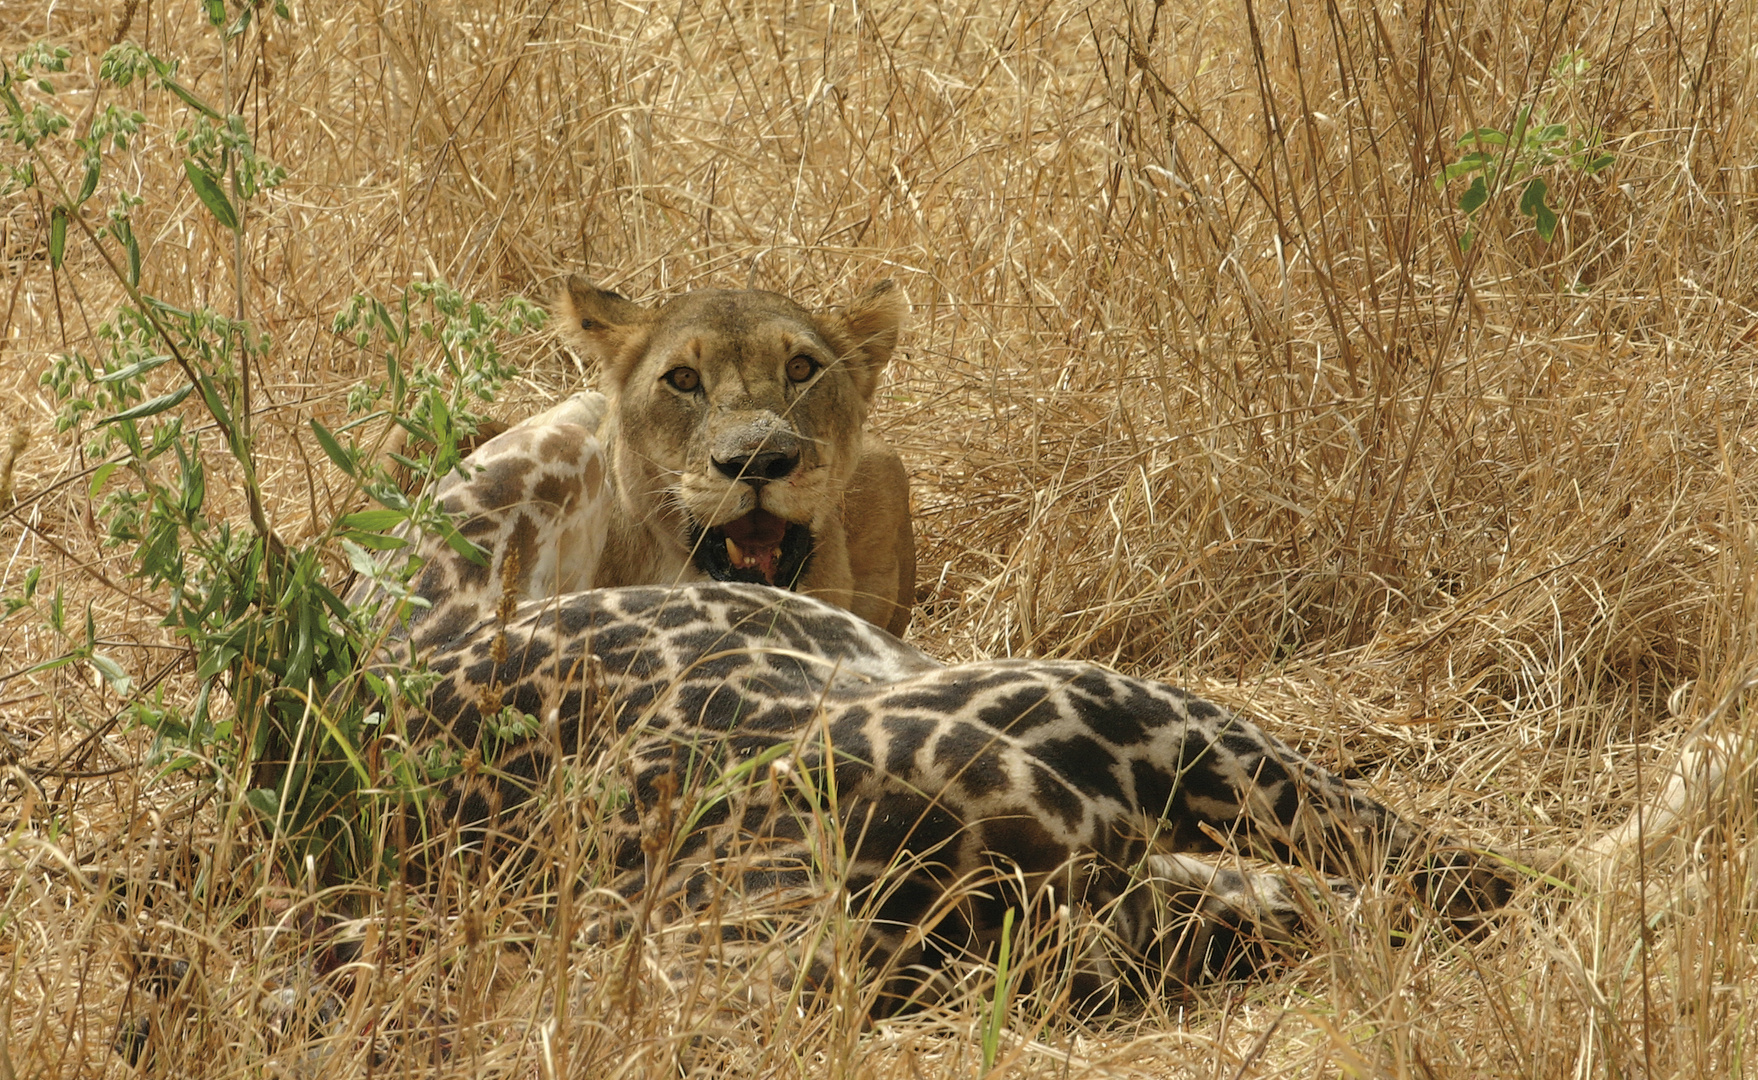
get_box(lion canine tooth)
[725,537,743,566]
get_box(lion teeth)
[727,534,784,576]
[725,536,760,569]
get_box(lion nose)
[714,447,800,484]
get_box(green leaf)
[244,787,282,821]
[1535,123,1569,144]
[177,441,205,514]
[1457,128,1508,146]
[192,372,234,432]
[339,509,408,531]
[98,383,193,425]
[158,76,222,120]
[89,653,133,696]
[77,155,100,205]
[370,298,400,345]
[152,754,200,777]
[1440,156,1493,188]
[183,160,239,231]
[195,644,241,682]
[95,354,172,382]
[1458,174,1489,215]
[308,419,356,476]
[430,387,453,432]
[340,538,383,578]
[1518,176,1548,217]
[981,906,1016,1072]
[1585,153,1616,173]
[309,581,355,622]
[48,206,66,268]
[88,460,122,497]
[18,652,79,678]
[440,523,488,567]
[285,603,312,690]
[140,294,193,322]
[1520,178,1557,241]
[1533,200,1558,242]
[340,529,407,551]
[332,410,385,436]
[367,482,411,514]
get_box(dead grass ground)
[3,0,1758,1076]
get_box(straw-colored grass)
[4,0,1757,1075]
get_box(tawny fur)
[554,277,915,636]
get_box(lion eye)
[786,354,820,383]
[663,367,701,392]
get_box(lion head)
[555,277,907,611]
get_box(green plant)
[1437,98,1615,250]
[980,905,1017,1074]
[2,18,544,882]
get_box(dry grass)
[4,0,1758,1075]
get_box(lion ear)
[554,276,649,376]
[821,280,906,399]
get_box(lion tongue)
[721,510,789,582]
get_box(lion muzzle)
[690,416,815,587]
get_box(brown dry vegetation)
[4,0,1758,1076]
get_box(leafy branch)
[1436,103,1615,251]
[3,20,543,882]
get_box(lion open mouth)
[692,509,814,588]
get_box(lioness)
[551,276,916,636]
